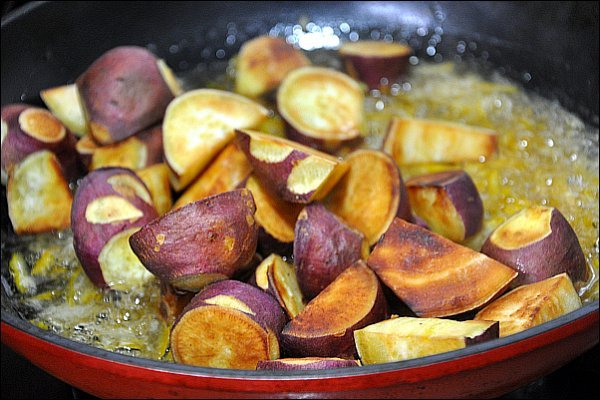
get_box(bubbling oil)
[2,49,598,362]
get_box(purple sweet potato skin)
[77,46,173,144]
[464,321,499,346]
[442,171,483,238]
[1,104,80,180]
[71,167,158,287]
[481,208,586,287]
[235,130,313,203]
[183,279,286,336]
[294,203,365,300]
[341,54,410,90]
[136,123,164,166]
[256,357,360,371]
[129,189,259,284]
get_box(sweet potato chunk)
[354,316,499,364]
[294,203,369,300]
[324,149,412,246]
[135,163,173,216]
[256,357,360,371]
[474,273,582,337]
[406,169,483,242]
[235,35,311,98]
[40,83,88,137]
[129,189,258,292]
[481,206,587,287]
[383,117,498,165]
[170,280,286,369]
[339,40,412,90]
[173,142,253,209]
[277,66,365,153]
[235,129,349,204]
[367,218,517,317]
[281,260,388,358]
[163,89,268,191]
[7,151,73,234]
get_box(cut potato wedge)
[252,254,305,319]
[406,169,483,242]
[129,189,258,292]
[324,149,412,246]
[339,40,412,90]
[40,83,88,137]
[354,316,498,364]
[281,260,388,358]
[475,273,582,337]
[170,280,286,369]
[256,357,360,370]
[136,163,173,215]
[277,66,364,152]
[235,35,311,98]
[7,150,73,234]
[173,142,253,209]
[481,206,587,287]
[163,89,269,191]
[235,129,349,204]
[367,218,517,317]
[383,117,498,165]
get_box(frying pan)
[1,1,598,398]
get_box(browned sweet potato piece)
[339,40,412,90]
[382,117,498,165]
[324,149,412,246]
[1,104,80,182]
[159,281,194,327]
[354,316,499,364]
[406,169,483,242]
[475,273,582,337]
[163,89,268,191]
[294,203,369,300]
[281,260,388,358]
[7,150,73,234]
[173,142,253,209]
[76,46,174,144]
[252,254,305,319]
[235,129,349,204]
[129,189,258,292]
[170,280,286,369]
[40,83,88,137]
[256,357,360,371]
[136,163,173,215]
[480,206,587,288]
[235,35,311,98]
[70,167,158,289]
[367,218,517,317]
[277,66,364,153]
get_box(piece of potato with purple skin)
[354,316,499,365]
[281,260,388,358]
[235,129,349,204]
[406,169,484,243]
[256,357,360,371]
[159,281,194,327]
[475,273,582,337]
[136,163,173,216]
[40,83,88,137]
[294,203,369,300]
[170,279,286,369]
[277,66,365,153]
[339,40,413,90]
[383,117,498,165]
[76,46,175,145]
[367,218,517,318]
[75,135,97,169]
[253,254,305,319]
[71,167,158,288]
[163,89,269,192]
[173,142,253,209]
[129,189,259,292]
[1,104,80,183]
[7,150,73,234]
[245,174,303,255]
[324,149,413,246]
[235,35,311,98]
[480,206,587,288]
